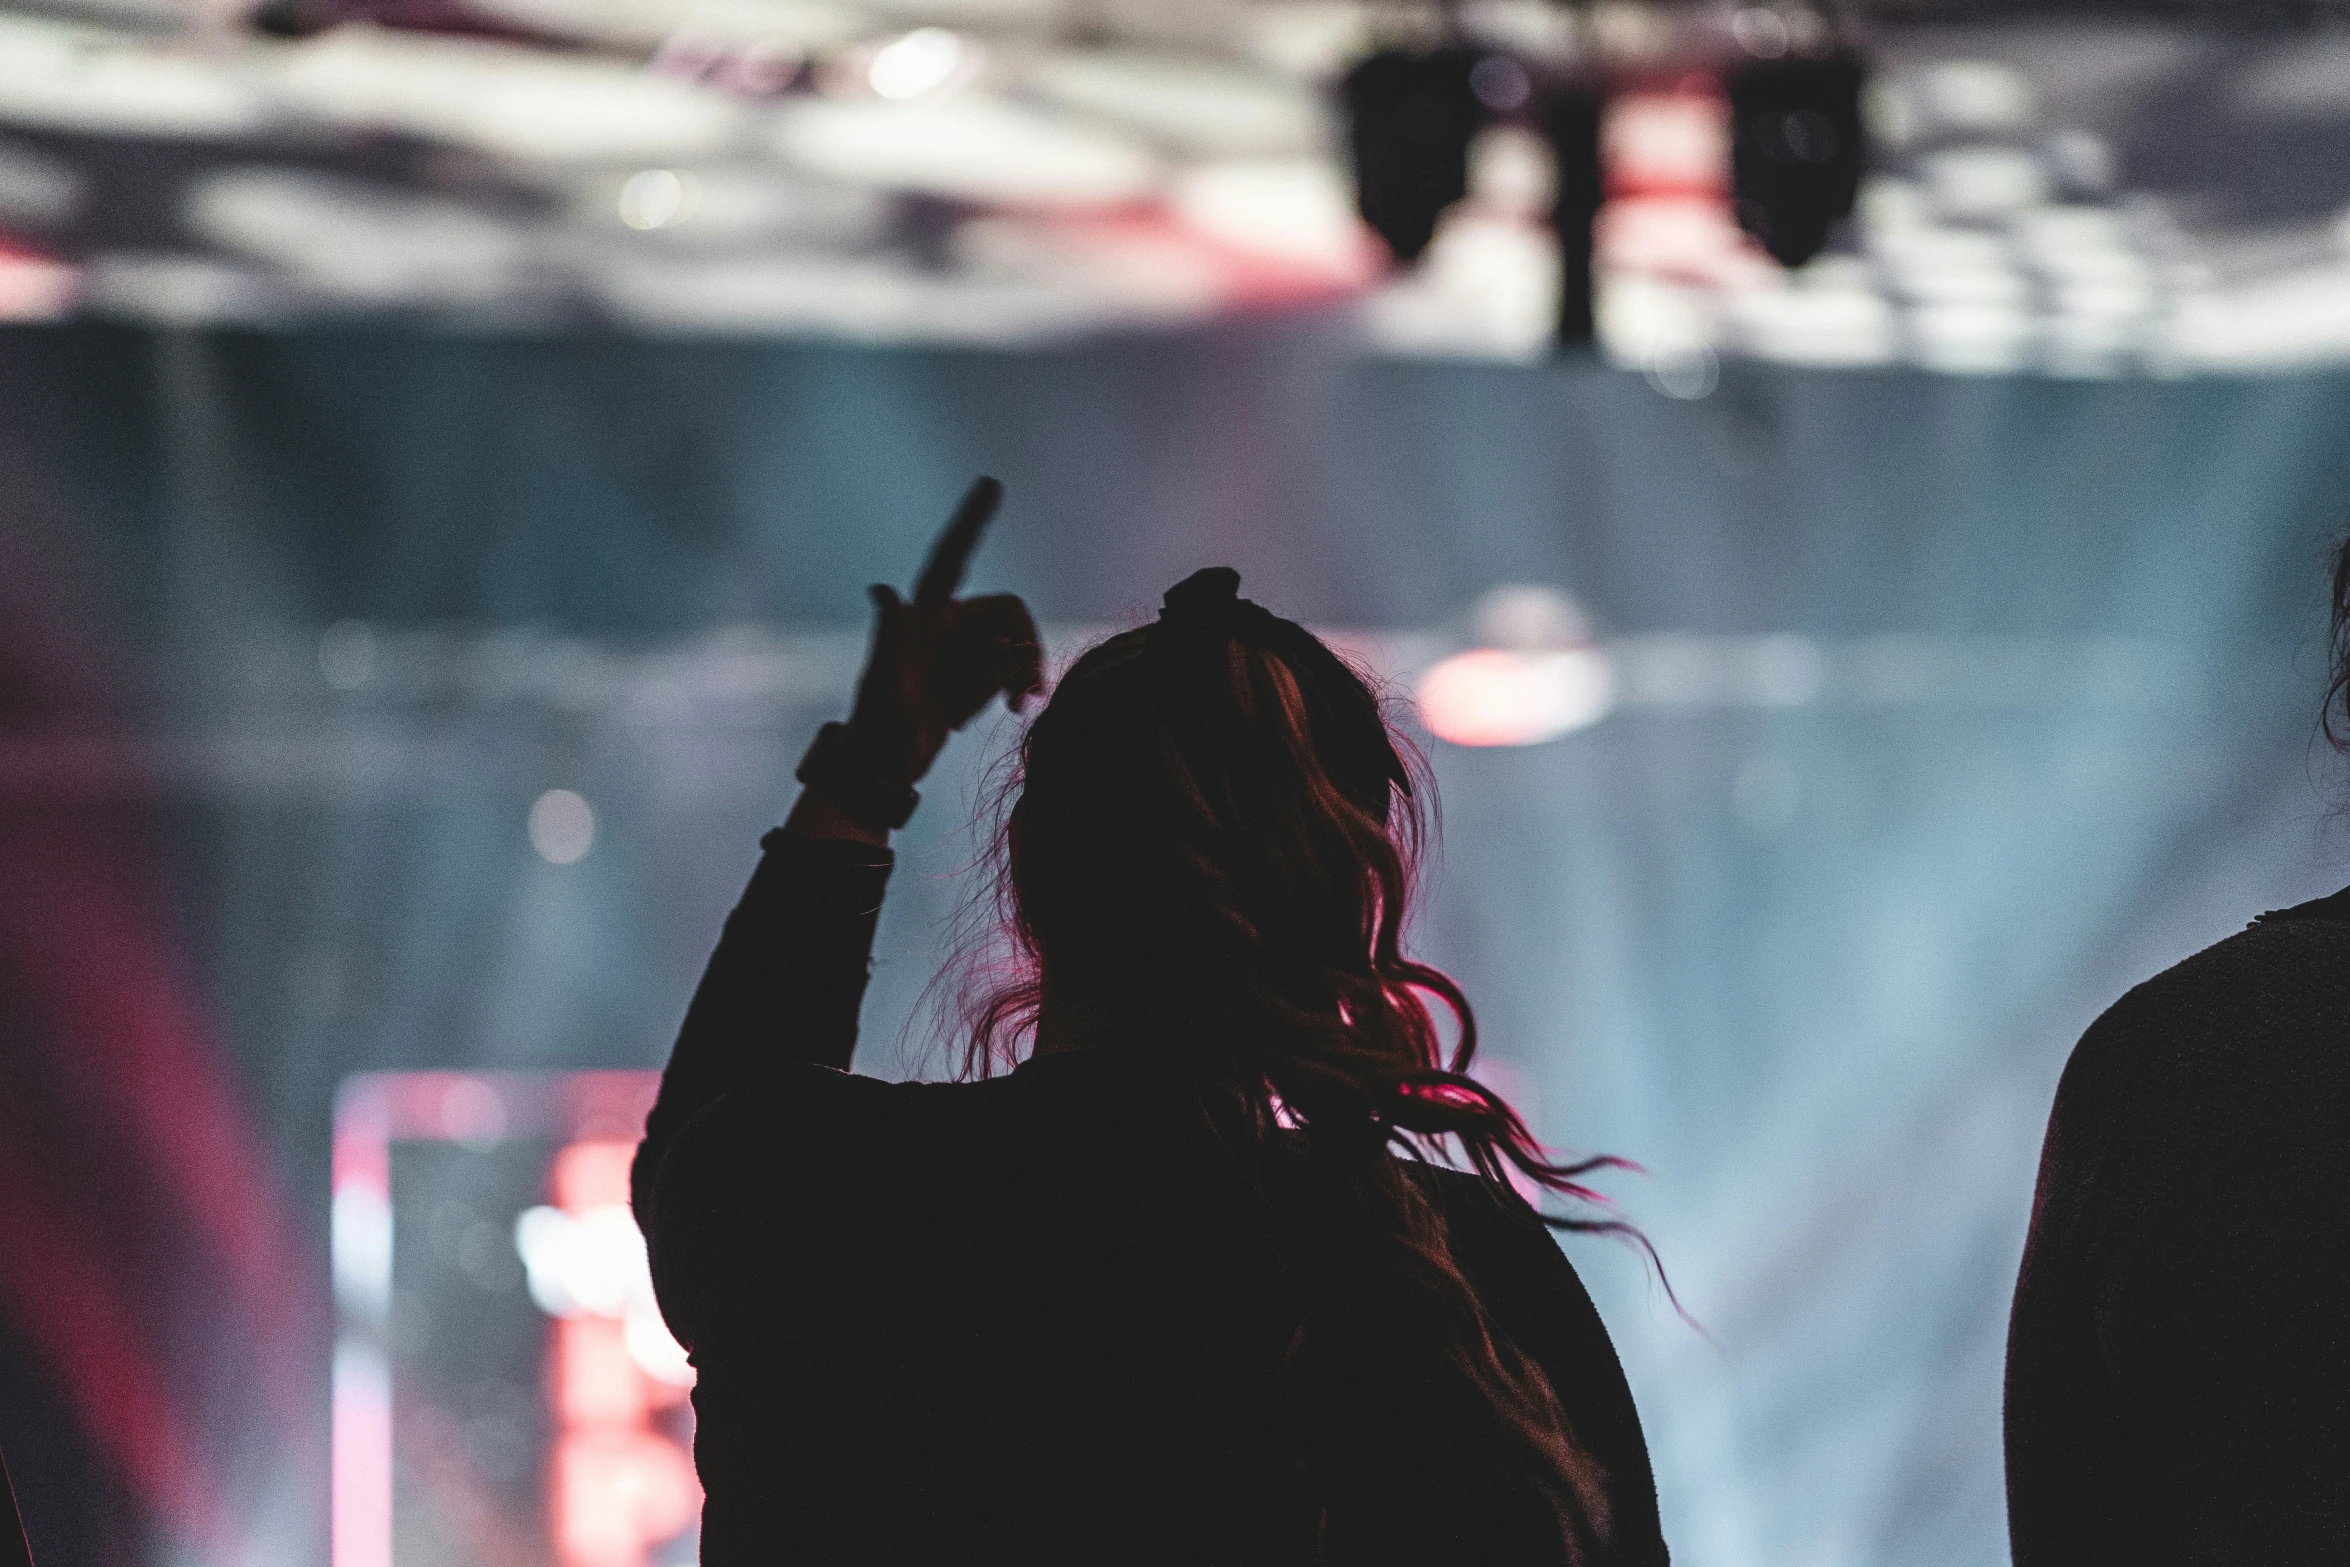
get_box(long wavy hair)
[958,568,1640,1562]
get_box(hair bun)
[1161,566,1243,622]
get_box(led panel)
[332,1072,698,1567]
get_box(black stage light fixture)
[1342,47,1488,266]
[1544,82,1606,348]
[1727,52,1866,267]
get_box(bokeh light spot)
[1417,647,1617,747]
[868,28,968,102]
[617,170,690,231]
[530,789,596,864]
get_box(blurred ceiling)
[0,0,2345,373]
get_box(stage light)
[530,789,596,864]
[1416,585,1616,746]
[1418,648,1615,746]
[622,1305,696,1388]
[1171,158,1374,275]
[187,169,530,306]
[516,1205,650,1321]
[534,1140,699,1567]
[1342,46,1490,265]
[1727,48,1865,268]
[1607,90,1732,195]
[1722,276,1896,367]
[276,30,743,164]
[332,1343,393,1567]
[868,27,971,102]
[331,1187,391,1323]
[1027,49,1323,158]
[1644,341,1719,399]
[0,21,269,139]
[551,1424,698,1567]
[1909,302,2031,375]
[769,95,1159,208]
[335,1075,697,1567]
[616,170,692,231]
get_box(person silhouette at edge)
[2004,536,2350,1565]
[631,480,1670,1566]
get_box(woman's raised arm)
[629,478,1040,1274]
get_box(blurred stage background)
[4,3,2350,1567]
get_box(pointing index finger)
[914,476,1003,608]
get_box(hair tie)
[1160,566,1244,627]
[1151,563,1413,814]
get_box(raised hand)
[844,476,1044,790]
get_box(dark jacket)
[2006,886,2350,1566]
[635,833,1671,1566]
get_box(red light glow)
[553,1428,700,1567]
[545,1138,699,1567]
[1416,647,1616,747]
[1598,89,1775,289]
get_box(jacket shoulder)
[2083,904,2350,1065]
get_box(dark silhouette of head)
[966,567,1631,1560]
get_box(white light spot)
[1605,92,1729,195]
[516,1204,642,1318]
[530,789,596,864]
[1644,341,1719,399]
[515,1204,696,1385]
[1468,126,1554,216]
[624,1302,697,1386]
[1171,159,1369,272]
[1417,648,1616,747]
[618,169,691,231]
[331,1182,392,1322]
[770,96,1158,207]
[868,27,968,102]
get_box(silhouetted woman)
[633,482,1669,1566]
[2004,536,2350,1564]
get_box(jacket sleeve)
[629,829,895,1336]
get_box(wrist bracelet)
[794,722,919,831]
